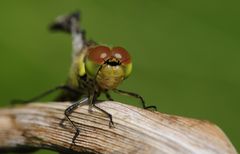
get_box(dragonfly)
[12,12,157,143]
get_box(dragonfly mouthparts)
[105,58,121,66]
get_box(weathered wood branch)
[0,101,237,154]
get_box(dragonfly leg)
[11,85,79,104]
[113,89,157,111]
[64,98,88,143]
[92,103,114,128]
[89,91,114,128]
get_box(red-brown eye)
[112,47,131,64]
[88,46,111,64]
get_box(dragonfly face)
[85,45,132,90]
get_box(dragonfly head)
[85,45,132,89]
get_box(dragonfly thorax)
[96,62,125,90]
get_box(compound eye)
[88,46,111,64]
[112,47,131,64]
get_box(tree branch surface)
[0,101,237,154]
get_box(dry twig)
[0,101,237,154]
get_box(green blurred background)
[0,0,239,153]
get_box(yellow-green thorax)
[96,64,125,90]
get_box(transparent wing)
[49,11,86,58]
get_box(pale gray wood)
[0,101,237,154]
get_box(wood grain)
[0,101,237,154]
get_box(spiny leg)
[90,91,114,128]
[11,85,79,104]
[113,89,157,111]
[64,98,88,143]
[92,103,114,128]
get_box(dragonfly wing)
[49,11,86,58]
